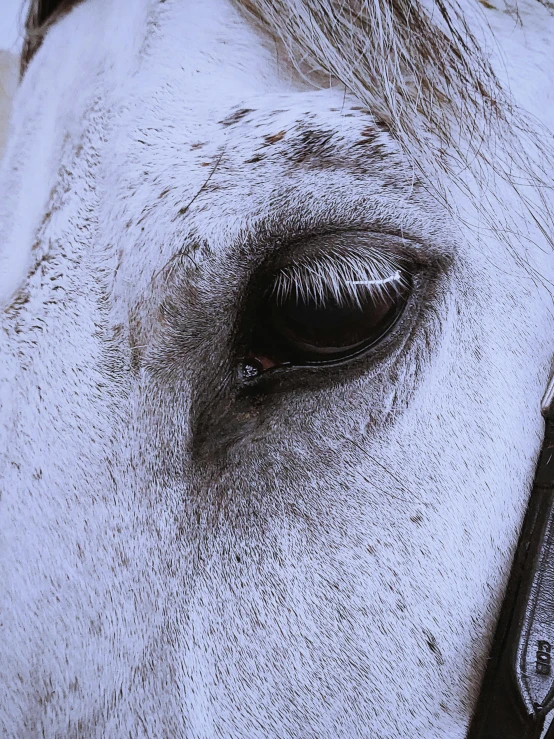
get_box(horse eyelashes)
[271,246,408,310]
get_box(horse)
[2,0,554,736]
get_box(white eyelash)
[272,247,407,309]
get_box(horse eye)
[244,268,412,374]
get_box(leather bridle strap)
[468,376,554,739]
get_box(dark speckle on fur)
[423,630,445,666]
[219,108,254,127]
[263,130,286,145]
[288,128,335,163]
[354,125,378,146]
